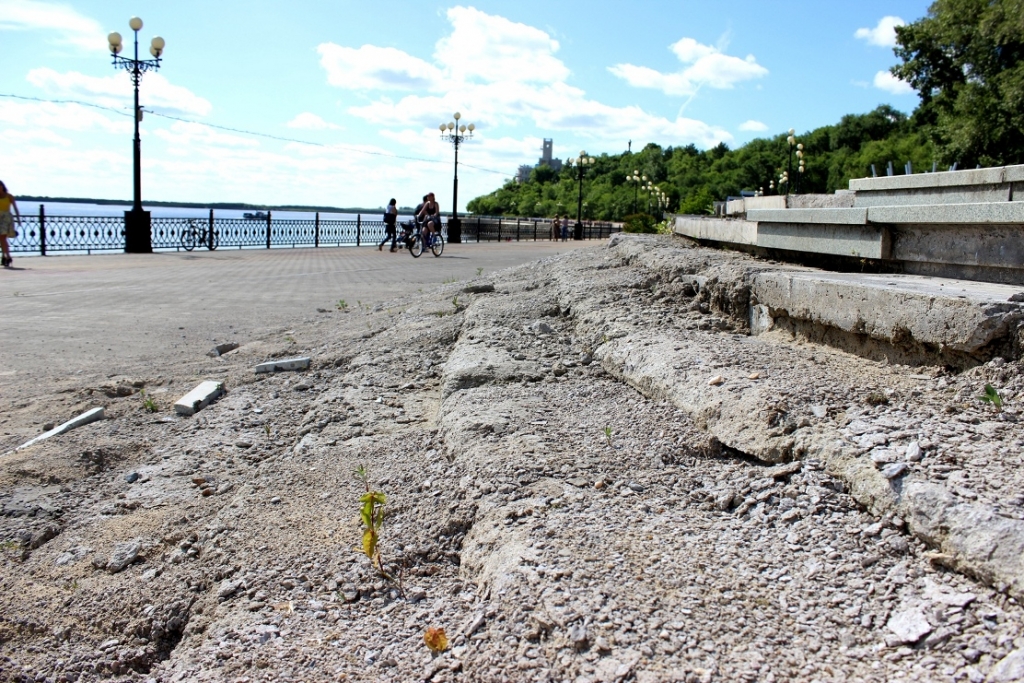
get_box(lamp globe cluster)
[107,17,164,59]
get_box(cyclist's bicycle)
[180,218,219,251]
[407,219,444,258]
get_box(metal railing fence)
[7,207,619,255]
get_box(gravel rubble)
[1,234,1022,682]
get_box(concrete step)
[681,201,1024,284]
[849,164,1024,206]
[749,271,1024,358]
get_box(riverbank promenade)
[0,241,593,391]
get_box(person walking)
[379,198,398,252]
[560,215,569,242]
[0,180,20,268]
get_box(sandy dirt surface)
[1,236,1023,683]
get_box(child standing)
[0,180,21,268]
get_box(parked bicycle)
[402,218,444,258]
[180,218,219,251]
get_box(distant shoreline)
[18,196,406,214]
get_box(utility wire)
[0,92,511,176]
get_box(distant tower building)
[515,138,563,182]
[538,138,563,172]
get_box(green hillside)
[467,105,933,221]
[468,0,1024,221]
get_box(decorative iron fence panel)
[463,217,620,242]
[7,210,617,255]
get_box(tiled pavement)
[0,241,594,390]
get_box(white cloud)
[0,98,129,135]
[320,7,731,152]
[609,37,768,97]
[0,127,73,147]
[317,44,442,90]
[434,6,569,84]
[153,121,259,151]
[0,0,106,50]
[286,113,342,130]
[739,120,768,132]
[873,70,914,95]
[855,16,906,48]
[26,68,213,117]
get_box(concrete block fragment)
[207,342,239,357]
[15,407,105,452]
[174,381,225,416]
[254,357,311,374]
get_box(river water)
[24,201,376,222]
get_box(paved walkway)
[0,242,595,390]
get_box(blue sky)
[0,1,931,211]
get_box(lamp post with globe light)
[628,171,645,214]
[796,143,806,193]
[570,151,595,240]
[108,17,164,253]
[439,112,475,243]
[784,128,805,196]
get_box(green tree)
[892,0,1024,166]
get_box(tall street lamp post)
[655,188,668,219]
[108,17,164,253]
[439,112,475,244]
[796,144,806,194]
[785,128,801,196]
[628,171,645,214]
[571,151,595,240]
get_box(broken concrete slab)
[750,271,1024,354]
[173,381,225,416]
[13,407,105,453]
[207,342,239,357]
[902,481,1024,598]
[254,357,311,374]
[441,332,545,400]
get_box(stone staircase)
[675,164,1024,285]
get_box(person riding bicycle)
[417,192,441,246]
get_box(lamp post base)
[124,209,153,253]
[573,221,584,240]
[447,217,462,244]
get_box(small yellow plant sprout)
[354,464,389,578]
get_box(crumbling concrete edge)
[563,240,1024,601]
[590,333,1024,600]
